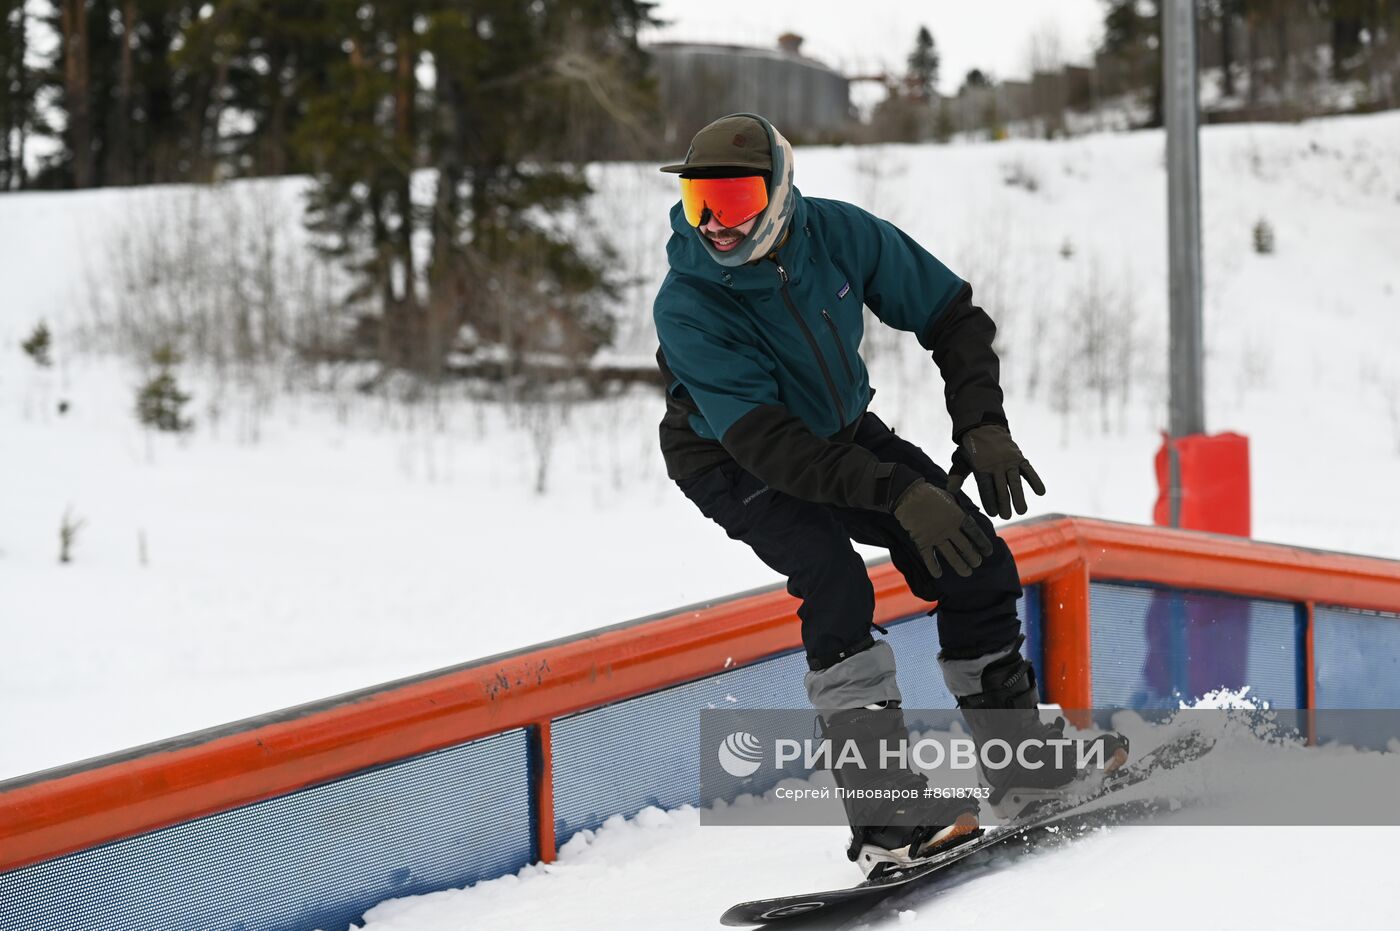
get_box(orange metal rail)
[3,515,1399,875]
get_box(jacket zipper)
[821,309,856,384]
[775,260,846,425]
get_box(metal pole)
[1163,0,1205,528]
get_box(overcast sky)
[641,0,1108,96]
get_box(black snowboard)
[719,730,1215,927]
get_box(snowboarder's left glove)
[947,425,1046,520]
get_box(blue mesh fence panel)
[1022,585,1045,685]
[551,592,1037,843]
[0,730,532,931]
[549,642,808,844]
[1090,582,1303,709]
[901,590,1039,729]
[1314,606,1400,709]
[888,614,954,711]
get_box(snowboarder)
[653,113,1126,876]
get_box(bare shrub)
[1361,358,1400,457]
[506,376,577,496]
[1233,333,1275,402]
[1000,159,1041,193]
[953,210,1028,381]
[81,181,344,381]
[854,150,910,226]
[59,507,86,565]
[1048,261,1144,435]
[1024,314,1051,402]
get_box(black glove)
[947,424,1046,520]
[892,478,994,579]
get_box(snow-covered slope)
[3,113,1399,781]
[354,817,1394,930]
[351,704,1400,930]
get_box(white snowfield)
[2,112,1399,926]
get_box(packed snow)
[358,813,1398,930]
[349,699,1400,929]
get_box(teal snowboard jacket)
[654,187,1006,512]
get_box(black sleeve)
[720,404,921,511]
[922,283,1008,441]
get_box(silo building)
[646,34,853,145]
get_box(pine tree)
[907,26,939,100]
[38,0,181,186]
[53,0,95,186]
[298,0,658,379]
[872,25,942,142]
[295,0,422,370]
[1101,0,1163,127]
[963,68,991,91]
[1,0,34,190]
[207,0,339,177]
[136,343,193,432]
[22,0,661,385]
[21,321,52,367]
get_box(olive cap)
[660,114,772,175]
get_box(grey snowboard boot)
[940,636,1129,819]
[819,702,981,877]
[808,639,981,877]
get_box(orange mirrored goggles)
[679,175,769,229]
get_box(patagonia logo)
[837,281,851,299]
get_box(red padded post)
[1042,560,1092,726]
[1154,431,1251,536]
[532,721,557,863]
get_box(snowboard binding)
[847,812,983,880]
[990,730,1131,820]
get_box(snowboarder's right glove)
[892,477,993,579]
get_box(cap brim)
[660,156,772,172]
[659,160,770,176]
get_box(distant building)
[646,34,852,145]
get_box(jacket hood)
[666,112,798,271]
[666,189,813,291]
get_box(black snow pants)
[676,411,1024,670]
